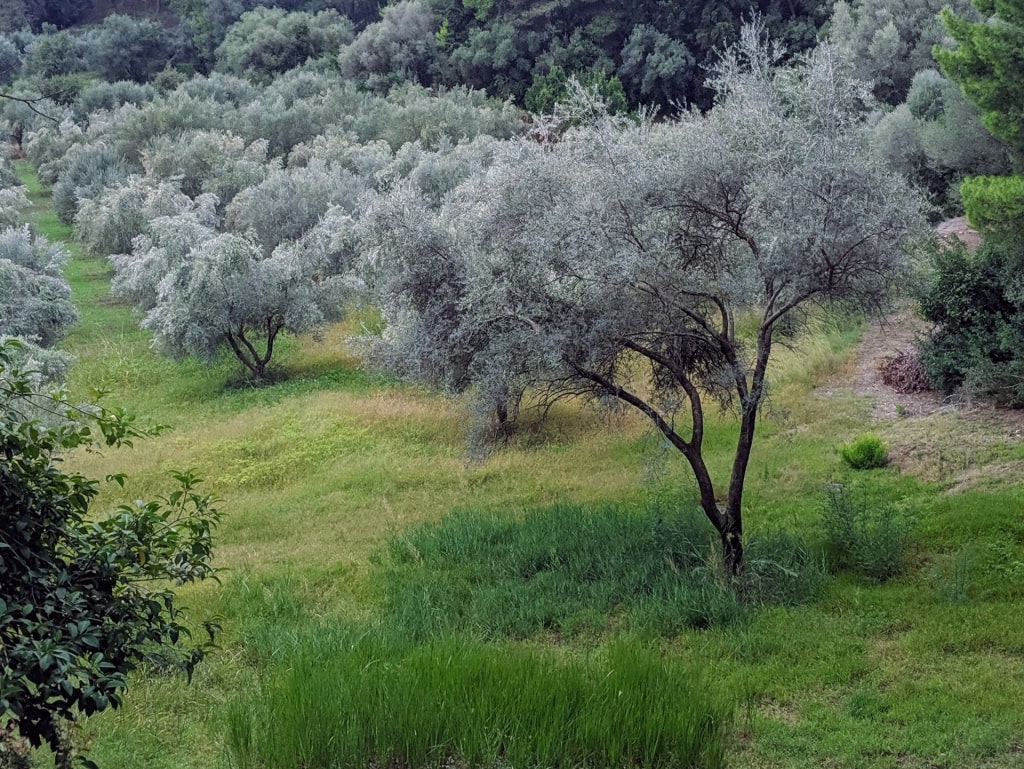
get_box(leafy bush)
[918,237,1024,406]
[226,628,732,769]
[840,433,889,469]
[0,340,222,760]
[375,501,825,640]
[821,482,913,582]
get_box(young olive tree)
[140,216,355,381]
[0,225,77,349]
[360,33,927,575]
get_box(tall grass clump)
[375,502,826,640]
[821,482,914,582]
[226,629,732,769]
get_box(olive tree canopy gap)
[359,28,928,575]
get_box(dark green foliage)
[226,627,732,769]
[20,0,93,30]
[214,7,353,84]
[821,482,913,582]
[840,434,889,469]
[338,0,437,90]
[0,340,222,757]
[22,29,83,79]
[375,501,825,641]
[918,237,1024,406]
[0,35,22,86]
[430,0,831,109]
[524,64,626,114]
[935,0,1024,157]
[618,24,695,109]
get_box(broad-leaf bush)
[0,340,222,760]
[919,237,1024,406]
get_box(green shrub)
[226,629,733,769]
[840,434,888,469]
[918,236,1024,407]
[821,483,913,582]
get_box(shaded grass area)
[226,629,732,769]
[15,163,1024,769]
[374,501,825,641]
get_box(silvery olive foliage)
[828,0,979,104]
[360,30,928,574]
[141,130,276,203]
[287,132,394,177]
[338,0,439,91]
[0,185,30,230]
[109,204,219,313]
[214,8,354,84]
[0,225,77,349]
[139,223,355,381]
[224,158,367,253]
[73,177,206,258]
[23,120,85,186]
[51,141,134,226]
[72,80,158,121]
[871,69,1010,214]
[382,135,497,207]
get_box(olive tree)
[214,8,354,84]
[359,32,927,575]
[138,214,355,381]
[0,225,77,349]
[338,0,439,90]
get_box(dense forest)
[0,0,968,110]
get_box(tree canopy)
[359,30,928,575]
[934,0,1024,158]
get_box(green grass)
[373,500,825,641]
[225,629,732,769]
[14,164,1024,769]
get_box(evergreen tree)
[934,0,1024,158]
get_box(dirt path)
[818,220,1024,488]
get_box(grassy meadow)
[18,163,1024,769]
